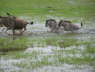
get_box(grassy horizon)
[0,0,95,20]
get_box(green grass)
[0,37,29,52]
[1,41,95,69]
[0,35,95,52]
[0,0,95,20]
[0,37,95,71]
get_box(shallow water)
[0,17,95,72]
[31,64,94,72]
[0,45,95,72]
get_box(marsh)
[0,0,95,72]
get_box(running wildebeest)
[6,13,34,32]
[45,19,59,33]
[58,20,83,32]
[0,13,34,35]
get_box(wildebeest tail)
[81,21,83,27]
[45,20,48,27]
[80,17,84,27]
[30,21,33,25]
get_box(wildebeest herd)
[0,13,33,35]
[0,13,83,35]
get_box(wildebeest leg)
[50,28,54,32]
[50,27,57,33]
[19,29,24,35]
[55,28,59,33]
[71,30,74,33]
[20,27,26,34]
[23,27,26,32]
[12,29,15,35]
[51,27,57,33]
[5,27,9,32]
[1,27,6,32]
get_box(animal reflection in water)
[0,13,34,35]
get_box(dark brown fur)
[0,13,33,35]
[58,20,83,32]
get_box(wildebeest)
[45,19,59,33]
[0,13,34,35]
[58,20,83,32]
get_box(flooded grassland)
[0,0,95,72]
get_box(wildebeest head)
[58,20,72,27]
[58,20,66,27]
[45,19,59,33]
[45,19,57,27]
